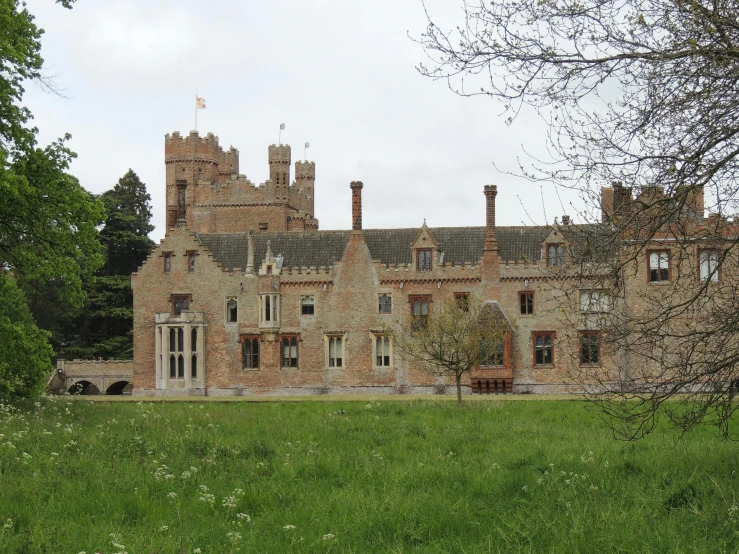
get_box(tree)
[0,0,103,395]
[418,0,739,436]
[389,295,509,407]
[0,272,53,396]
[67,170,155,359]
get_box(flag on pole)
[196,97,207,109]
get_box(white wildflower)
[322,533,335,541]
[283,524,296,530]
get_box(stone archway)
[106,381,133,395]
[67,381,100,395]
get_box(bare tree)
[418,0,739,437]
[389,296,509,407]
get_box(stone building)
[125,130,712,397]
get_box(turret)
[268,144,291,203]
[164,131,239,231]
[294,160,315,216]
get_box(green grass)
[0,397,737,553]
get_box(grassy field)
[0,397,737,553]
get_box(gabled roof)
[194,225,583,271]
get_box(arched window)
[227,299,238,323]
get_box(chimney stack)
[350,181,363,231]
[483,185,498,250]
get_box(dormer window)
[417,249,432,271]
[547,244,564,267]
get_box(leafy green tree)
[0,0,103,395]
[0,272,53,396]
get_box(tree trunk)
[456,372,463,407]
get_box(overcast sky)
[23,0,584,242]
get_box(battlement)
[268,144,291,164]
[295,160,316,180]
[165,130,239,169]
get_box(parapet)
[268,144,291,164]
[295,160,315,181]
[165,130,239,171]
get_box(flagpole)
[195,94,198,132]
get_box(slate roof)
[195,225,607,271]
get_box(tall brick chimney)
[350,181,363,231]
[483,185,498,251]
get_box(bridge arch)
[67,380,100,395]
[106,381,133,395]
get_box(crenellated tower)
[295,160,315,216]
[164,131,239,230]
[164,131,318,234]
[268,144,291,204]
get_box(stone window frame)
[479,339,505,368]
[186,250,197,272]
[378,294,392,314]
[226,297,238,323]
[168,327,186,379]
[579,331,601,366]
[519,291,534,315]
[240,335,260,371]
[372,332,392,368]
[532,331,555,367]
[454,292,470,312]
[417,248,432,271]
[579,289,611,313]
[698,249,720,282]
[163,251,173,274]
[280,334,300,369]
[170,294,192,316]
[301,295,315,316]
[409,295,431,331]
[546,244,565,267]
[647,249,671,283]
[325,333,346,369]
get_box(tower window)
[301,296,315,315]
[187,251,196,272]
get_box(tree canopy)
[419,0,739,436]
[0,0,103,396]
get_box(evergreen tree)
[63,170,155,360]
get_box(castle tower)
[164,131,239,231]
[294,160,316,217]
[268,144,291,204]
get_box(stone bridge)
[47,360,134,395]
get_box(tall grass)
[0,397,737,553]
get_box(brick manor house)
[88,129,706,397]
